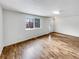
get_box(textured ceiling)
[0,0,79,17]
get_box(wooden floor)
[0,32,79,59]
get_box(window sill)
[25,28,40,30]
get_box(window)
[25,17,40,30]
[26,18,34,28]
[35,18,40,28]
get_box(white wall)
[3,10,53,46]
[55,16,79,37]
[0,5,3,55]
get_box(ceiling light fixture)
[52,11,60,15]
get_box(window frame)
[25,17,40,30]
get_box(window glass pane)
[26,18,33,28]
[26,18,29,28]
[35,18,40,28]
[29,18,33,28]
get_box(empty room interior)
[0,0,79,59]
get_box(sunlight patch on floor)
[48,34,52,42]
